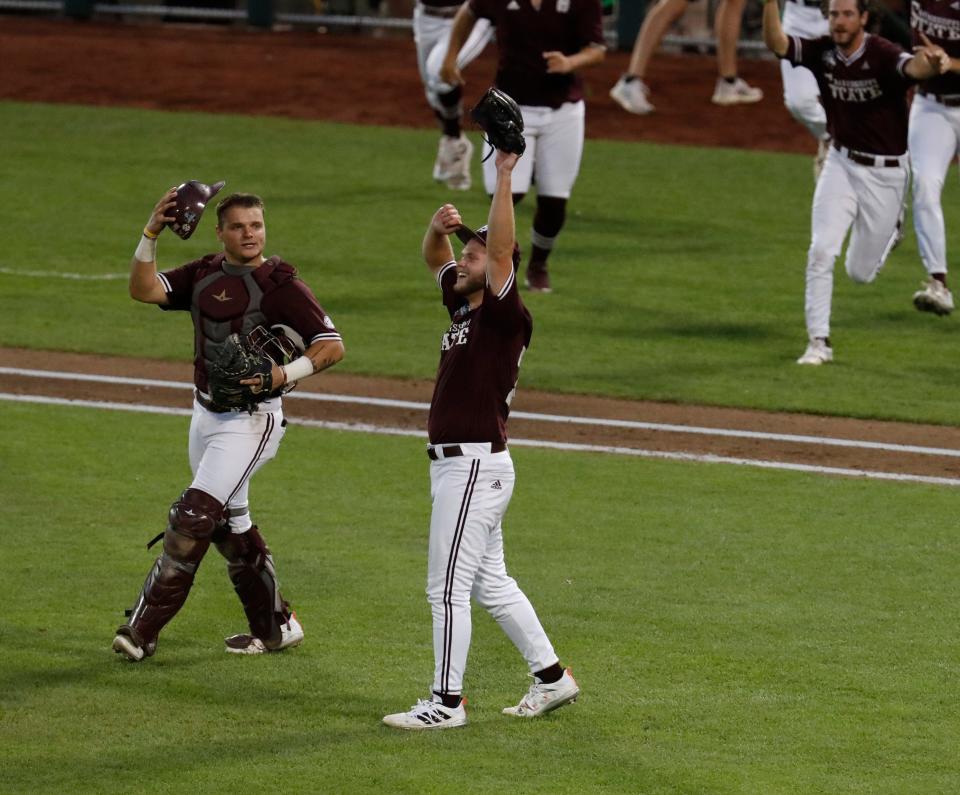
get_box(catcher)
[113,186,344,662]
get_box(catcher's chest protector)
[191,258,294,372]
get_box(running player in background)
[907,0,960,315]
[440,0,606,293]
[609,0,764,114]
[382,148,579,730]
[763,0,948,365]
[778,0,832,178]
[414,0,494,190]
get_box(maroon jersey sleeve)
[480,266,526,335]
[157,258,204,312]
[870,34,914,82]
[262,279,342,346]
[575,0,605,49]
[783,35,828,70]
[469,0,494,21]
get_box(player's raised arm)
[423,203,462,276]
[129,188,177,305]
[484,150,520,295]
[906,33,951,79]
[762,0,789,58]
[439,4,477,86]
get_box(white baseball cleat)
[502,668,580,718]
[796,338,833,366]
[444,136,474,191]
[609,76,654,115]
[913,279,954,316]
[112,633,145,662]
[225,612,304,655]
[382,697,468,730]
[711,77,763,106]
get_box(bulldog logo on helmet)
[168,179,226,240]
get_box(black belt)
[789,0,823,6]
[833,142,903,169]
[195,390,236,413]
[428,441,507,460]
[419,3,459,18]
[919,90,960,107]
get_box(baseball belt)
[427,441,507,460]
[418,3,459,18]
[918,90,960,107]
[832,142,905,169]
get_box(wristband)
[282,355,314,384]
[142,227,159,239]
[134,233,157,263]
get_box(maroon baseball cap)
[455,224,522,270]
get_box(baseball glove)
[470,87,526,160]
[208,331,276,413]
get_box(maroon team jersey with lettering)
[468,0,604,108]
[427,263,533,445]
[912,0,960,95]
[784,33,914,154]
[158,253,341,393]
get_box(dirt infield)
[4,16,957,481]
[0,15,813,154]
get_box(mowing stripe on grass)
[0,267,126,280]
[4,366,960,459]
[4,391,960,487]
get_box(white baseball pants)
[414,5,493,112]
[188,397,286,534]
[804,148,909,339]
[908,93,960,277]
[426,446,558,696]
[780,1,828,141]
[482,100,585,198]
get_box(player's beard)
[831,25,861,48]
[452,271,486,297]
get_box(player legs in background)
[798,150,908,364]
[779,0,829,178]
[908,93,958,315]
[481,103,584,292]
[415,3,492,190]
[610,0,762,114]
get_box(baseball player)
[415,0,495,190]
[440,0,606,293]
[762,0,948,365]
[609,0,764,115]
[112,188,344,661]
[907,0,960,316]
[778,0,832,178]
[382,149,579,730]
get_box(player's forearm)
[567,44,606,71]
[422,226,456,271]
[444,6,476,68]
[485,164,516,270]
[905,55,938,80]
[304,339,344,374]
[129,230,167,303]
[762,0,789,57]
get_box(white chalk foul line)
[3,392,959,487]
[0,267,126,281]
[3,365,960,459]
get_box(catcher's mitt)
[470,87,526,161]
[207,331,278,413]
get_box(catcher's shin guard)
[215,525,291,649]
[119,489,224,649]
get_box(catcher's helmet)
[455,224,522,270]
[167,179,226,240]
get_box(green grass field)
[3,98,960,793]
[2,100,960,423]
[2,404,959,794]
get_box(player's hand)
[915,33,950,74]
[146,187,178,236]
[431,203,463,236]
[495,150,520,173]
[440,60,464,86]
[543,51,572,74]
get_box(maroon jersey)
[468,0,604,108]
[158,253,341,393]
[427,262,533,445]
[784,33,914,155]
[912,0,960,95]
